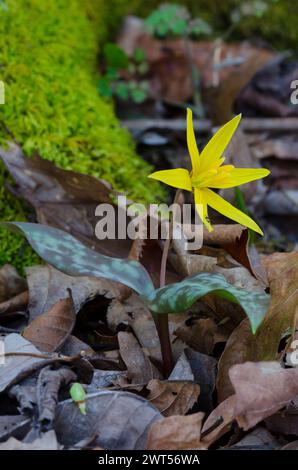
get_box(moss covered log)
[0,0,164,269]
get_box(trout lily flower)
[148,108,270,234]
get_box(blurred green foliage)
[145,3,212,38]
[110,0,296,51]
[0,0,164,270]
[98,44,150,103]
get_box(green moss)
[0,0,165,270]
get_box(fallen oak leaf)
[146,412,206,450]
[23,296,76,352]
[147,379,199,416]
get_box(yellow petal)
[208,167,270,189]
[194,188,213,232]
[199,114,241,173]
[187,108,200,176]
[148,168,192,191]
[204,188,263,235]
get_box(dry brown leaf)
[216,319,253,402]
[27,265,120,321]
[229,426,280,450]
[23,297,76,352]
[252,251,298,360]
[147,379,199,416]
[118,331,160,386]
[0,264,27,303]
[174,318,217,355]
[230,361,298,430]
[265,396,298,436]
[0,291,28,317]
[0,144,131,258]
[217,251,298,401]
[201,395,237,446]
[146,412,206,450]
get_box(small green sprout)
[70,382,87,415]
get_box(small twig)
[0,351,84,362]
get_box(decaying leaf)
[231,361,298,430]
[54,391,163,450]
[229,426,280,450]
[0,430,60,450]
[26,265,120,323]
[251,251,298,360]
[146,412,206,450]
[174,318,218,355]
[201,395,237,446]
[147,379,199,416]
[0,334,53,393]
[0,415,31,442]
[37,366,77,430]
[23,297,76,352]
[185,349,217,414]
[0,143,130,258]
[216,319,253,402]
[265,396,298,436]
[118,332,160,386]
[0,264,27,303]
[0,291,29,318]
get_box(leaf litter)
[0,147,297,451]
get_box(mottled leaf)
[146,272,270,333]
[1,222,155,298]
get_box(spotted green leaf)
[144,272,270,333]
[1,222,155,298]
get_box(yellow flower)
[148,108,270,234]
